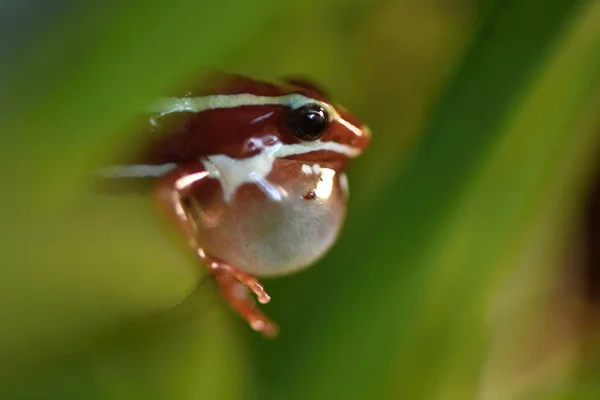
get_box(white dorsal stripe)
[151,93,319,114]
[150,93,368,138]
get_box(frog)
[97,73,371,336]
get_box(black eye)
[286,103,329,141]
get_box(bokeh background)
[0,0,599,398]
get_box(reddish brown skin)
[116,74,370,337]
[131,74,368,165]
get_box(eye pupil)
[287,104,329,141]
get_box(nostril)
[350,126,371,151]
[361,125,372,138]
[361,126,372,149]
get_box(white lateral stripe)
[95,139,359,181]
[95,163,178,178]
[149,93,366,137]
[273,140,360,158]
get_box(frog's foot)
[206,258,278,337]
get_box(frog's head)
[272,77,371,170]
[147,73,370,170]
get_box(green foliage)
[0,0,599,399]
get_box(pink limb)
[153,163,277,337]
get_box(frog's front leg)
[153,163,278,337]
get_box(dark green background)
[0,0,599,398]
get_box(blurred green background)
[0,0,599,399]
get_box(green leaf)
[0,0,284,220]
[253,0,600,399]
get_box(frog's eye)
[286,103,329,141]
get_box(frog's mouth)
[284,157,348,172]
